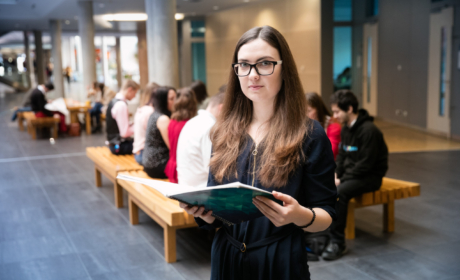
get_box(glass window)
[367,0,379,17]
[191,20,205,38]
[334,0,352,22]
[439,27,446,116]
[192,42,206,84]
[333,27,352,90]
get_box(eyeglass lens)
[234,62,274,76]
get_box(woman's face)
[236,38,282,106]
[167,89,176,112]
[306,105,318,121]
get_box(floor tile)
[79,243,164,276]
[0,254,88,280]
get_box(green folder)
[117,174,282,225]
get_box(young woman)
[305,92,341,159]
[142,87,176,179]
[180,26,337,280]
[164,87,197,183]
[133,82,160,165]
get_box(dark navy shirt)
[196,120,337,280]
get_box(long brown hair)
[305,92,331,128]
[171,87,197,121]
[209,26,310,188]
[141,82,160,106]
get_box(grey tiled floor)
[1,92,459,280]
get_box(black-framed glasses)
[232,60,282,77]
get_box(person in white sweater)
[176,92,224,187]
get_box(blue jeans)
[134,149,144,165]
[90,102,103,127]
[11,107,32,121]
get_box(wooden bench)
[117,170,198,263]
[23,112,60,140]
[345,177,421,239]
[17,111,31,131]
[86,146,143,207]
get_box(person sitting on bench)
[30,82,67,133]
[106,80,140,155]
[321,90,389,260]
[176,91,224,188]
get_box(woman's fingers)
[255,196,282,213]
[253,199,280,226]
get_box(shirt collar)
[198,109,216,121]
[37,85,45,94]
[349,118,357,128]
[115,92,126,101]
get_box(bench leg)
[53,123,58,139]
[164,226,177,263]
[95,168,102,187]
[128,196,139,225]
[18,118,24,131]
[114,181,123,208]
[86,111,91,135]
[31,126,37,140]
[383,200,395,232]
[345,200,355,240]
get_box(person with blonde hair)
[164,87,197,183]
[106,79,140,155]
[132,82,160,164]
[180,26,337,279]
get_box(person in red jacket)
[305,92,341,159]
[164,87,198,183]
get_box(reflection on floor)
[1,92,460,280]
[375,119,460,153]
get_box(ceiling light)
[103,13,148,21]
[99,3,105,8]
[213,6,219,10]
[244,0,250,2]
[175,13,185,20]
[65,20,70,25]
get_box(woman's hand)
[253,191,312,227]
[179,203,215,224]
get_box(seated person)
[11,87,34,121]
[30,82,67,133]
[142,87,176,178]
[133,82,160,165]
[105,80,139,155]
[305,92,341,159]
[87,81,117,133]
[164,87,198,183]
[321,90,388,260]
[176,92,224,187]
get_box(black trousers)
[330,176,382,244]
[108,141,133,155]
[143,165,167,179]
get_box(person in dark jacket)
[321,90,388,261]
[30,82,67,133]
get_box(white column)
[70,36,77,73]
[77,0,96,89]
[115,37,122,89]
[50,20,65,98]
[180,20,192,87]
[145,0,179,87]
[102,36,110,85]
[34,30,46,85]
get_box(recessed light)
[99,3,105,8]
[213,6,219,10]
[65,20,70,25]
[102,13,148,21]
[244,0,249,2]
[175,13,184,20]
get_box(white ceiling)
[0,0,276,33]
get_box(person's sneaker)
[321,242,348,261]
